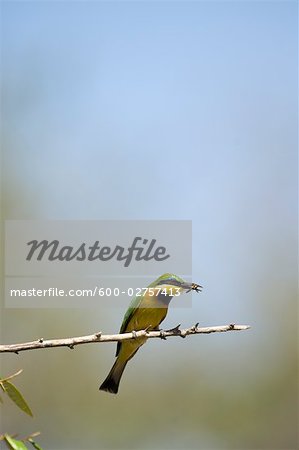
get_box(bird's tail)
[99,358,128,394]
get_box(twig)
[0,324,250,354]
[0,369,23,381]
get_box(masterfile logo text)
[26,237,170,267]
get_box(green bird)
[99,273,202,394]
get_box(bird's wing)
[116,294,143,356]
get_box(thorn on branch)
[159,330,167,340]
[190,323,199,332]
[0,323,251,354]
[166,324,181,333]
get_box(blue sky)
[2,0,297,364]
[2,0,297,337]
[1,2,298,448]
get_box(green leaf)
[28,439,43,450]
[0,394,3,402]
[2,381,33,417]
[4,435,28,450]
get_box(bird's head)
[150,273,202,296]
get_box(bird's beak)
[181,282,203,293]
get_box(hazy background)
[0,1,297,449]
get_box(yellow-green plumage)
[99,273,201,394]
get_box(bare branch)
[0,324,250,354]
